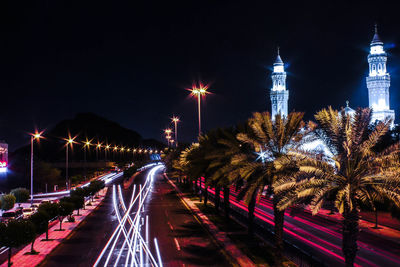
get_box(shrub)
[10,188,30,204]
[0,194,16,211]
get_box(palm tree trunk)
[31,239,35,253]
[45,223,49,240]
[248,190,257,236]
[194,178,198,192]
[342,208,359,267]
[215,186,221,212]
[223,187,230,219]
[273,198,285,263]
[204,185,208,205]
[8,248,11,267]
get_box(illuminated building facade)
[270,49,289,118]
[366,26,395,126]
[0,141,8,173]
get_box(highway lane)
[39,173,125,267]
[203,182,400,267]
[42,166,230,267]
[144,170,231,267]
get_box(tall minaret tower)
[366,25,395,125]
[270,48,289,118]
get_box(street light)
[83,139,91,181]
[188,82,210,136]
[171,116,180,147]
[96,143,102,161]
[65,135,77,190]
[105,144,110,161]
[30,131,43,205]
[164,128,172,147]
[166,135,171,147]
[120,147,125,161]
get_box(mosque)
[269,26,395,127]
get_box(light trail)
[93,165,164,267]
[198,178,400,267]
[32,172,122,199]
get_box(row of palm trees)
[165,107,400,266]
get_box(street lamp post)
[171,116,180,147]
[189,82,209,136]
[30,132,42,205]
[66,137,75,190]
[84,140,91,181]
[96,143,101,161]
[166,135,171,147]
[164,128,172,147]
[105,145,110,161]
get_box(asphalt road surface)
[39,179,121,267]
[41,167,231,267]
[145,171,231,267]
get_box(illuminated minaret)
[366,25,395,125]
[270,48,289,118]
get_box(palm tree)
[275,107,400,266]
[235,111,315,262]
[204,127,244,217]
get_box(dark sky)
[1,1,400,151]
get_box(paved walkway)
[164,174,255,266]
[1,188,108,267]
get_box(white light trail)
[93,165,164,267]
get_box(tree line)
[0,180,104,267]
[164,107,400,267]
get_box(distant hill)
[0,113,164,192]
[13,112,164,162]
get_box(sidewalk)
[164,174,256,267]
[0,188,108,267]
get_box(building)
[366,25,395,126]
[0,141,8,173]
[270,48,289,118]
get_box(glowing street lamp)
[164,128,172,135]
[83,139,91,181]
[96,143,102,161]
[164,128,172,147]
[113,146,118,161]
[120,147,125,160]
[166,135,171,147]
[188,82,210,136]
[65,135,77,190]
[171,116,180,147]
[30,131,43,204]
[105,144,110,161]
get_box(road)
[42,166,230,267]
[39,174,124,267]
[145,169,230,266]
[203,182,400,267]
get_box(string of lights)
[28,130,160,154]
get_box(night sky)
[1,1,400,151]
